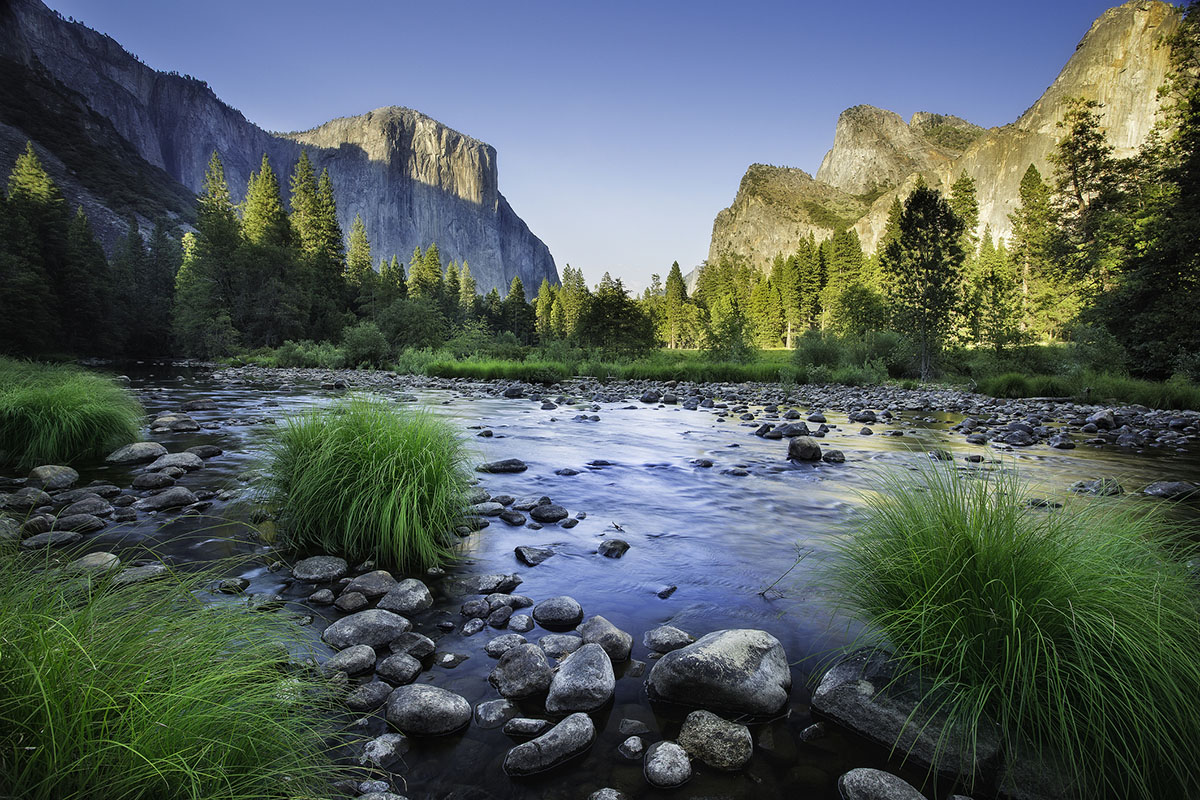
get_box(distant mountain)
[0,0,558,293]
[708,0,1180,269]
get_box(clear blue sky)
[49,0,1119,289]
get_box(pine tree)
[458,261,477,314]
[443,260,461,320]
[949,171,980,256]
[62,207,113,354]
[242,154,292,247]
[408,243,443,301]
[289,150,319,252]
[558,264,590,339]
[535,278,555,340]
[502,275,535,342]
[5,141,68,347]
[346,215,372,286]
[1008,164,1065,338]
[0,183,55,353]
[663,261,691,348]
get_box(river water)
[57,366,1200,800]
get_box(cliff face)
[712,0,1180,267]
[0,0,557,292]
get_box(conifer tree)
[502,275,535,342]
[443,260,462,320]
[558,265,590,339]
[63,207,113,354]
[242,154,292,248]
[949,171,980,256]
[663,261,691,348]
[289,150,319,251]
[535,278,555,340]
[346,215,373,286]
[1008,164,1064,337]
[458,262,477,314]
[0,184,56,353]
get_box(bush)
[274,340,346,369]
[793,330,846,369]
[392,347,444,376]
[0,358,143,470]
[0,549,341,799]
[341,321,391,369]
[424,359,570,384]
[261,396,471,571]
[827,462,1200,798]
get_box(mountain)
[0,0,557,293]
[708,0,1180,269]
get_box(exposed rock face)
[711,1,1180,266]
[0,0,557,292]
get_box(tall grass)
[261,396,470,571]
[0,358,143,470]
[975,369,1200,409]
[826,462,1200,798]
[0,547,342,799]
[424,359,571,383]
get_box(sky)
[47,0,1120,290]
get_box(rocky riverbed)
[4,364,1200,800]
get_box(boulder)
[146,452,204,472]
[376,578,433,614]
[440,573,523,596]
[344,570,397,599]
[376,652,422,685]
[533,595,584,629]
[647,629,791,716]
[579,615,632,662]
[502,712,596,776]
[106,441,168,464]
[488,643,553,698]
[677,709,752,770]
[323,644,376,676]
[787,437,822,462]
[643,625,695,653]
[837,768,926,800]
[477,458,528,473]
[131,472,175,490]
[515,545,555,566]
[644,740,692,788]
[1143,481,1200,500]
[530,503,569,523]
[27,465,78,490]
[545,643,615,713]
[322,609,411,650]
[132,487,198,511]
[292,555,348,582]
[385,684,471,736]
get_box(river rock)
[643,625,695,653]
[1143,480,1200,500]
[474,698,519,729]
[485,633,528,658]
[377,578,433,614]
[132,487,198,511]
[837,768,926,800]
[589,790,630,800]
[21,530,82,548]
[540,633,583,658]
[618,735,644,759]
[27,465,79,490]
[132,472,175,490]
[346,681,393,712]
[112,562,168,586]
[502,712,596,776]
[385,684,471,736]
[644,741,692,788]
[324,644,376,676]
[822,449,846,464]
[323,609,411,650]
[441,573,523,596]
[345,570,398,598]
[62,495,113,517]
[530,503,569,523]
[477,458,528,473]
[185,444,224,459]
[357,732,409,770]
[1070,478,1123,496]
[504,717,553,737]
[472,501,505,516]
[546,643,615,713]
[787,437,822,462]
[146,452,204,472]
[0,487,51,511]
[597,539,629,558]
[533,596,584,629]
[1086,408,1116,430]
[106,441,168,464]
[70,551,120,572]
[647,629,791,716]
[579,615,632,661]
[390,631,436,659]
[677,709,752,770]
[489,643,553,698]
[292,555,348,582]
[515,545,555,566]
[376,652,422,685]
[51,514,105,532]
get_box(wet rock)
[530,504,569,523]
[246,592,283,612]
[822,449,846,464]
[1086,409,1116,430]
[515,545,555,566]
[323,609,412,650]
[1048,434,1075,450]
[589,790,630,800]
[146,452,204,472]
[619,718,651,736]
[27,465,79,491]
[597,539,629,558]
[477,458,528,473]
[472,501,506,516]
[132,487,198,511]
[0,487,52,511]
[112,562,168,586]
[644,740,692,788]
[70,551,120,572]
[62,495,113,517]
[546,643,615,713]
[647,629,791,716]
[509,614,534,633]
[106,442,168,464]
[579,615,633,662]
[441,573,523,596]
[677,709,752,770]
[513,495,552,511]
[499,510,526,526]
[185,444,224,459]
[475,698,520,729]
[1070,478,1124,496]
[656,585,677,599]
[385,684,471,736]
[462,618,485,636]
[504,717,553,737]
[640,390,662,403]
[292,555,348,582]
[213,577,250,594]
[489,643,553,698]
[132,472,175,490]
[335,591,369,613]
[539,633,584,658]
[324,644,376,676]
[485,633,528,658]
[346,681,393,712]
[377,578,433,614]
[21,530,82,548]
[308,588,335,604]
[487,605,513,628]
[787,437,822,462]
[1143,481,1200,500]
[357,732,409,770]
[837,768,926,800]
[345,570,398,599]
[51,514,105,532]
[618,736,644,759]
[533,596,584,629]
[390,631,436,659]
[643,625,695,653]
[377,653,422,685]
[502,712,596,776]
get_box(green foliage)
[827,462,1200,798]
[425,359,571,383]
[0,549,342,799]
[0,358,142,469]
[340,320,391,368]
[262,397,471,571]
[577,272,658,357]
[273,339,347,369]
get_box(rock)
[385,684,471,736]
[62,495,112,517]
[822,449,846,464]
[540,633,584,658]
[475,698,520,729]
[644,740,692,788]
[27,465,79,490]
[1048,434,1075,450]
[132,487,198,511]
[377,578,433,614]
[499,510,526,525]
[509,614,534,633]
[345,681,393,712]
[837,768,926,800]
[643,625,695,653]
[477,458,528,473]
[588,790,629,800]
[185,444,223,459]
[533,596,584,629]
[487,605,513,628]
[677,709,752,770]
[131,472,175,490]
[597,539,629,558]
[503,384,526,398]
[640,390,662,403]
[472,501,505,516]
[579,615,633,662]
[489,643,553,698]
[322,609,411,650]
[345,570,398,599]
[70,551,120,572]
[811,648,1001,781]
[390,631,436,659]
[1070,478,1124,496]
[787,437,822,462]
[112,563,168,586]
[376,652,422,685]
[357,732,409,770]
[1143,481,1200,500]
[461,617,485,636]
[1086,408,1116,430]
[335,591,368,613]
[502,712,596,776]
[325,644,376,676]
[21,530,83,548]
[618,736,644,759]
[308,588,335,604]
[647,629,791,716]
[441,573,523,596]
[530,503,569,523]
[515,545,555,566]
[292,555,348,582]
[504,717,553,737]
[106,441,168,464]
[0,487,52,511]
[485,633,528,658]
[51,514,105,532]
[146,452,204,472]
[546,643,615,713]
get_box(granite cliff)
[709,0,1180,269]
[0,0,557,292]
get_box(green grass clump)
[828,463,1200,798]
[0,358,143,470]
[0,549,342,799]
[974,369,1200,409]
[262,396,470,571]
[424,359,571,384]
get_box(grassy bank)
[261,396,471,571]
[0,548,342,799]
[827,463,1200,798]
[0,358,143,470]
[977,370,1200,410]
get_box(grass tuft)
[827,461,1200,798]
[0,547,343,800]
[261,395,470,571]
[0,358,143,470]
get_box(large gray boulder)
[27,465,78,490]
[440,573,523,596]
[647,629,791,716]
[787,436,822,462]
[132,487,198,511]
[291,555,348,582]
[644,741,691,788]
[677,709,752,770]
[545,643,615,713]
[146,452,204,472]
[489,643,553,698]
[502,712,595,776]
[579,615,632,662]
[106,441,168,464]
[838,768,926,800]
[376,578,433,614]
[322,609,411,650]
[385,684,471,736]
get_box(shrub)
[391,347,444,376]
[341,321,391,368]
[261,396,470,571]
[274,340,346,369]
[827,462,1200,798]
[424,359,570,384]
[0,549,341,799]
[793,330,845,369]
[0,358,142,470]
